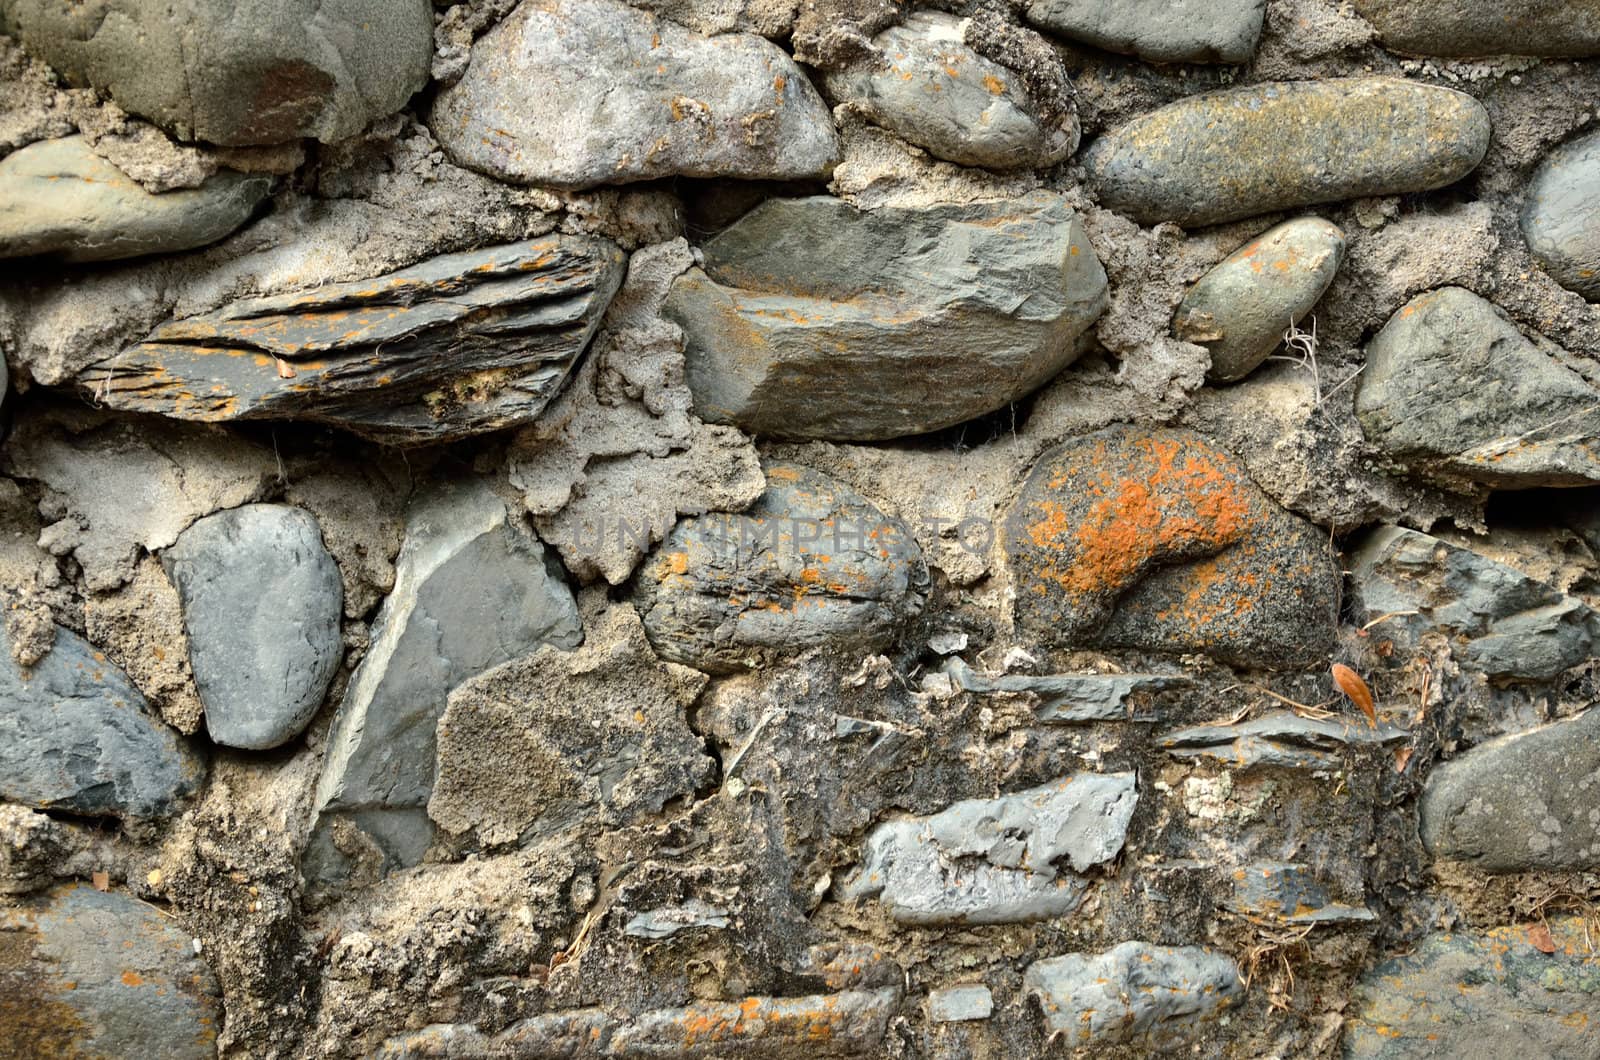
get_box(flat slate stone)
[431,0,838,189]
[1352,0,1600,58]
[1357,287,1600,486]
[944,657,1190,722]
[1228,862,1375,925]
[0,0,433,145]
[664,194,1108,441]
[1161,711,1407,771]
[928,984,994,1023]
[1523,129,1600,301]
[163,504,343,750]
[1026,0,1266,63]
[0,136,270,263]
[1083,78,1489,227]
[78,236,626,445]
[1025,942,1242,1049]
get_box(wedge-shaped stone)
[944,657,1189,722]
[78,237,626,445]
[1523,129,1600,301]
[1352,0,1600,58]
[1026,0,1266,63]
[1025,943,1242,1048]
[1160,712,1407,771]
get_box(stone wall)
[1,1,1598,1057]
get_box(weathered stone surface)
[1351,0,1600,58]
[623,899,731,940]
[1522,129,1600,301]
[928,984,993,1023]
[1161,712,1407,771]
[1350,525,1600,681]
[1024,943,1243,1048]
[0,622,203,820]
[431,0,838,189]
[1084,78,1489,227]
[841,773,1137,925]
[163,504,342,750]
[636,463,928,673]
[0,0,433,145]
[1026,0,1266,63]
[1356,287,1600,486]
[0,885,221,1059]
[1175,217,1346,383]
[1228,862,1375,924]
[665,194,1108,441]
[1345,919,1600,1058]
[0,136,269,263]
[78,236,627,445]
[1006,427,1340,667]
[944,657,1190,722]
[304,478,582,888]
[822,12,1076,170]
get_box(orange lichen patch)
[120,970,146,987]
[982,73,1005,95]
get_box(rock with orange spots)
[1523,129,1600,300]
[821,12,1077,170]
[1007,427,1339,668]
[608,987,900,1057]
[1026,0,1265,62]
[636,463,929,673]
[1357,288,1600,486]
[75,236,626,444]
[664,194,1108,440]
[430,0,838,189]
[0,884,221,1059]
[1228,862,1375,925]
[1024,942,1242,1048]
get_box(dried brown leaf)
[1393,746,1414,774]
[91,870,110,892]
[1527,921,1557,954]
[1331,663,1376,728]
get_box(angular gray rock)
[0,0,434,145]
[1228,862,1375,925]
[822,12,1077,170]
[1356,287,1600,486]
[1161,711,1407,771]
[1351,0,1600,58]
[1174,217,1346,382]
[623,900,731,940]
[636,463,929,673]
[1350,525,1600,681]
[431,0,838,189]
[304,478,582,888]
[1522,129,1600,301]
[1024,943,1243,1048]
[163,504,343,750]
[0,136,270,263]
[1026,0,1266,63]
[928,984,994,1023]
[0,885,221,1059]
[664,194,1108,441]
[841,773,1137,925]
[944,657,1190,722]
[1083,78,1489,227]
[0,622,203,820]
[78,236,627,445]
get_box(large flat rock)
[1352,0,1600,58]
[1523,129,1600,301]
[1026,0,1266,63]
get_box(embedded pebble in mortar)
[822,12,1077,170]
[162,504,342,750]
[928,984,994,1023]
[0,136,270,262]
[944,657,1190,723]
[1522,129,1600,301]
[1025,0,1265,63]
[1024,942,1243,1049]
[1351,0,1600,58]
[430,0,838,189]
[1174,217,1346,383]
[1083,78,1490,226]
[1228,862,1375,925]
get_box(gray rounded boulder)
[1522,129,1600,302]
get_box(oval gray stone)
[163,504,343,750]
[1352,0,1600,57]
[0,136,270,263]
[1176,217,1346,382]
[1522,129,1600,301]
[1083,78,1490,227]
[822,12,1077,170]
[1026,0,1266,63]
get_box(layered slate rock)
[822,12,1077,170]
[1228,862,1375,925]
[841,773,1137,925]
[1345,919,1600,1058]
[1523,129,1600,301]
[1024,943,1242,1049]
[1351,0,1600,58]
[0,885,221,1059]
[163,504,343,750]
[1083,78,1489,227]
[944,657,1190,723]
[637,464,929,673]
[0,136,270,263]
[304,478,582,888]
[78,237,627,445]
[0,0,433,145]
[1356,287,1600,486]
[1350,526,1600,680]
[1161,712,1407,771]
[1026,0,1266,63]
[664,194,1108,441]
[1175,217,1346,383]
[0,623,203,820]
[1006,427,1340,667]
[431,0,838,189]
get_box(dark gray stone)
[163,504,342,750]
[1083,78,1489,227]
[1024,942,1243,1048]
[664,194,1108,441]
[1026,0,1266,63]
[1352,0,1600,57]
[1161,711,1407,771]
[944,657,1190,722]
[1228,862,1375,925]
[78,236,627,445]
[1356,287,1600,486]
[1523,129,1600,301]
